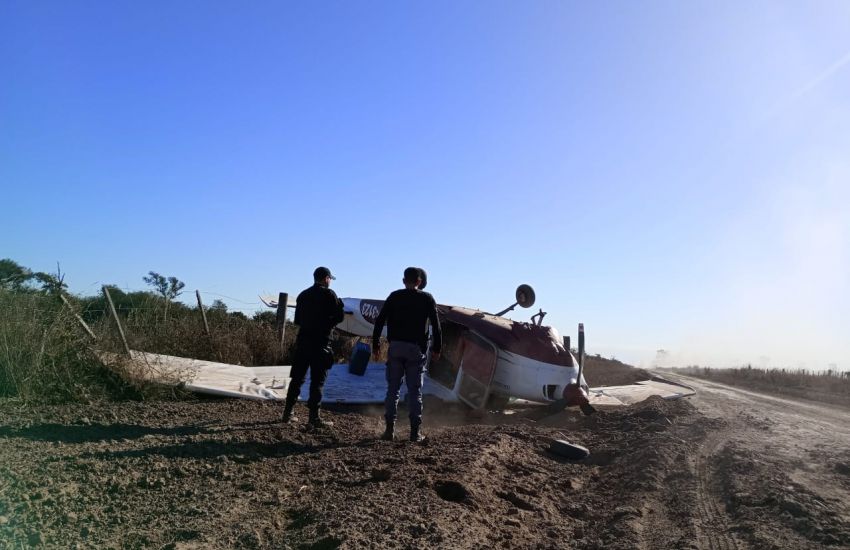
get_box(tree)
[33,263,68,296]
[0,258,34,291]
[143,271,186,320]
[0,259,68,296]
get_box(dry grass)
[671,365,850,408]
[0,289,359,403]
[0,291,127,402]
[94,301,290,366]
[93,299,357,366]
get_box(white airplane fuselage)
[338,297,586,407]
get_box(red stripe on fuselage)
[439,306,573,367]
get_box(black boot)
[282,400,298,424]
[381,419,395,441]
[307,409,334,429]
[410,423,425,443]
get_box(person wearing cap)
[371,267,442,442]
[282,266,345,429]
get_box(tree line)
[0,258,276,324]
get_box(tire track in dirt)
[694,431,740,550]
[672,374,850,548]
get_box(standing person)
[371,267,442,442]
[282,266,344,429]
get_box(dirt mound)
[582,355,651,387]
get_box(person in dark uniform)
[282,266,344,429]
[371,267,442,442]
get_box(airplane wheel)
[549,439,589,460]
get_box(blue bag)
[349,341,371,376]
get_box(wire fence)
[0,285,357,375]
[197,291,262,306]
[1,285,344,401]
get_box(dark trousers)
[385,341,427,427]
[285,341,333,412]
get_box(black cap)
[313,266,336,281]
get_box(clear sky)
[2,1,848,370]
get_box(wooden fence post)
[276,292,289,357]
[102,286,131,357]
[195,290,223,362]
[59,292,97,341]
[195,290,212,339]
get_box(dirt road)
[1,377,849,549]
[664,374,850,549]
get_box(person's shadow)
[0,422,213,443]
[86,437,322,462]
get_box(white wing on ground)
[104,351,293,400]
[107,352,454,404]
[588,377,695,406]
[106,352,693,406]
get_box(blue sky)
[2,1,848,370]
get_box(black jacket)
[294,284,344,346]
[372,288,442,353]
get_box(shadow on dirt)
[83,437,339,461]
[0,423,214,443]
[321,401,553,429]
[298,536,343,550]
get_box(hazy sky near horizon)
[2,2,849,370]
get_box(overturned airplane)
[115,285,693,411]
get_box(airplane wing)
[105,352,692,407]
[104,352,454,404]
[587,377,695,406]
[100,351,291,400]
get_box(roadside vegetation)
[0,290,119,402]
[2,256,644,403]
[670,365,850,408]
[0,258,357,403]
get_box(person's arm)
[371,295,391,358]
[328,289,344,325]
[427,294,442,359]
[293,291,303,326]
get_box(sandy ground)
[1,375,849,549]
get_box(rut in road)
[694,431,740,550]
